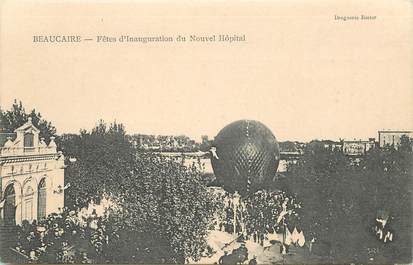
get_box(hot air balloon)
[211,120,280,197]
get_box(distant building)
[0,118,65,225]
[378,130,412,149]
[279,141,298,153]
[342,139,375,156]
[321,140,343,152]
[132,134,201,152]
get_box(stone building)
[342,139,376,156]
[0,118,65,225]
[378,130,412,149]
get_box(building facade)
[0,118,65,226]
[342,139,376,156]
[378,130,412,149]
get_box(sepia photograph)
[0,0,412,264]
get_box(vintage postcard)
[0,0,412,264]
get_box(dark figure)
[219,253,239,265]
[248,256,258,265]
[218,251,228,264]
[232,244,249,264]
[279,243,289,254]
[260,234,264,246]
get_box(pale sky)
[1,0,412,142]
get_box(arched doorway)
[23,186,34,222]
[37,178,46,220]
[3,184,16,226]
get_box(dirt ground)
[194,230,329,264]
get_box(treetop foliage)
[285,139,412,262]
[0,100,57,142]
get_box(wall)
[0,155,65,225]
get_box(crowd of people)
[14,208,105,263]
[212,189,304,251]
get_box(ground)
[194,230,329,264]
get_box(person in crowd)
[248,255,258,265]
[218,251,228,264]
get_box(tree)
[102,153,218,264]
[59,120,218,263]
[287,139,413,263]
[59,120,136,210]
[358,139,412,262]
[287,141,366,261]
[0,100,57,142]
